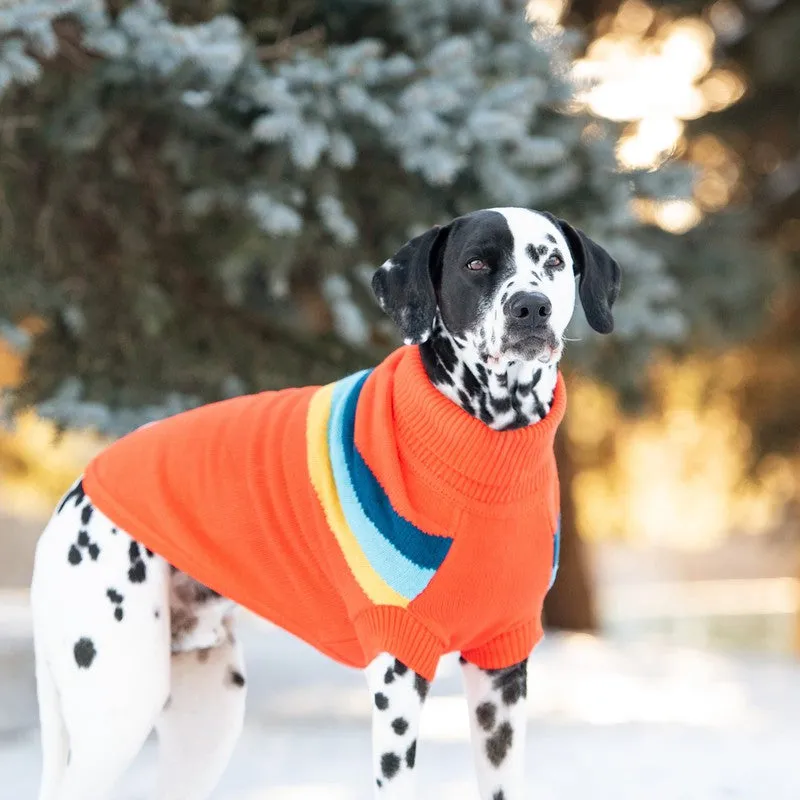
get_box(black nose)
[503,291,551,324]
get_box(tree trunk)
[542,428,599,631]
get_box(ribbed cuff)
[460,618,543,670]
[354,606,444,681]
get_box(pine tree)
[0,0,769,627]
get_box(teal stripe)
[327,372,438,601]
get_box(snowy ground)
[2,599,800,799]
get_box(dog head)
[372,207,621,368]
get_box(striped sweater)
[83,346,565,679]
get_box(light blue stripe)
[327,372,436,600]
[548,517,561,591]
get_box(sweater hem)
[460,619,543,670]
[353,605,445,681]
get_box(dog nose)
[504,292,551,324]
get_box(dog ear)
[371,224,450,344]
[541,213,621,334]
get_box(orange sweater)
[83,346,565,679]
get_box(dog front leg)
[366,652,431,798]
[461,656,530,800]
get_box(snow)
[2,607,800,799]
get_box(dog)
[30,207,620,800]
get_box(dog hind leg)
[156,616,246,800]
[33,642,68,800]
[31,485,172,799]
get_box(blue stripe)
[335,372,452,569]
[327,372,445,600]
[548,516,561,590]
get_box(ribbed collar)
[388,346,566,506]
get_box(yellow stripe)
[307,384,408,608]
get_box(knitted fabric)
[83,346,565,679]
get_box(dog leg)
[366,652,431,799]
[33,642,68,800]
[461,656,529,800]
[156,616,246,800]
[31,484,172,799]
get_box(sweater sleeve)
[353,605,446,681]
[460,618,543,670]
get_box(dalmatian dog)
[30,207,620,800]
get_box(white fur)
[484,207,576,362]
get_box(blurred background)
[1,0,799,797]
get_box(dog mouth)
[495,329,561,365]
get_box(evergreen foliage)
[0,0,768,434]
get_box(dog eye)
[545,253,563,268]
[465,258,489,271]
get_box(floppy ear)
[541,213,621,334]
[371,224,450,344]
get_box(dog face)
[372,207,621,367]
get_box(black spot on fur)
[73,637,96,668]
[114,607,123,621]
[77,530,89,547]
[457,389,473,410]
[57,481,85,514]
[80,504,93,525]
[491,662,528,706]
[419,340,454,387]
[413,674,430,702]
[375,692,389,711]
[435,336,457,374]
[525,242,540,264]
[384,667,395,684]
[381,752,401,779]
[393,660,408,676]
[68,545,82,565]
[545,233,557,243]
[87,543,100,561]
[476,702,497,732]
[128,561,147,583]
[486,722,514,767]
[154,608,161,619]
[111,527,118,535]
[496,372,508,387]
[376,779,382,788]
[405,740,417,769]
[107,588,123,604]
[128,541,141,562]
[391,717,409,735]
[229,669,246,687]
[493,791,506,800]
[491,395,512,414]
[145,548,154,558]
[475,363,488,384]
[462,366,481,398]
